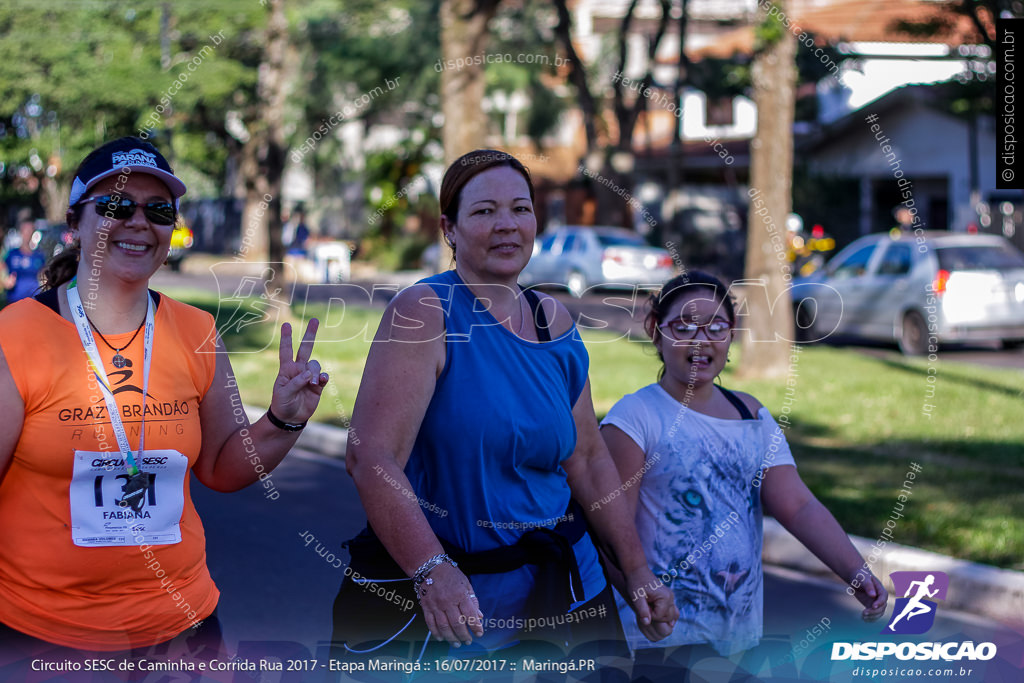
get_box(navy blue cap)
[69,138,187,207]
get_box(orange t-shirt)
[0,292,221,650]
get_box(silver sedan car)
[790,231,1024,354]
[519,226,677,298]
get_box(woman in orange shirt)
[0,137,328,669]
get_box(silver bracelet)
[412,553,457,597]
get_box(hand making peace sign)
[269,319,329,425]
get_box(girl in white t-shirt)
[599,271,887,679]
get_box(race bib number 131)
[70,450,187,547]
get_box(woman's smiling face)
[73,173,175,285]
[442,165,537,283]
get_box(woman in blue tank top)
[332,150,677,669]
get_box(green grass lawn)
[163,287,1024,570]
[163,286,376,429]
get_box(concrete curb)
[762,517,1024,627]
[249,408,1024,626]
[244,406,349,460]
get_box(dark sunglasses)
[79,195,177,226]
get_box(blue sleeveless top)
[404,269,606,651]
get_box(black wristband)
[266,407,306,432]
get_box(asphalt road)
[152,266,1024,370]
[192,450,1024,683]
[849,339,1024,370]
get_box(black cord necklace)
[87,316,144,368]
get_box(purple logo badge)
[884,571,949,635]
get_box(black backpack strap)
[34,287,60,314]
[718,385,755,420]
[521,287,551,342]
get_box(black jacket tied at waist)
[338,500,588,643]
[441,509,587,618]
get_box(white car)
[790,231,1024,354]
[519,226,677,298]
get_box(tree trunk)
[663,0,686,246]
[39,174,68,225]
[593,0,674,231]
[239,0,288,276]
[440,0,499,163]
[737,4,796,379]
[437,0,499,269]
[552,0,598,156]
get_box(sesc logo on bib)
[70,449,187,547]
[884,571,949,635]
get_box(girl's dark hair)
[40,205,84,291]
[644,270,736,374]
[439,149,536,253]
[645,270,736,332]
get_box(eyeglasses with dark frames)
[659,318,732,341]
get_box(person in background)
[286,208,311,257]
[0,137,329,675]
[891,206,918,238]
[2,219,47,305]
[600,271,887,682]
[333,149,676,673]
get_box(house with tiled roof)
[689,0,991,119]
[556,0,998,268]
[467,0,999,270]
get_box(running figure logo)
[884,571,949,635]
